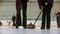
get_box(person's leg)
[57,17,60,28]
[46,4,52,29]
[22,2,27,28]
[16,0,22,28]
[46,10,50,29]
[41,7,47,29]
[13,21,15,26]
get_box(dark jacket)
[38,0,54,9]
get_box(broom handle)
[34,12,41,24]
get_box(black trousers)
[22,2,27,28]
[41,4,53,29]
[16,1,27,28]
[57,16,60,28]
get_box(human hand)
[45,2,48,6]
[39,9,42,13]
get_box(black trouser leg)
[16,12,21,26]
[46,10,50,29]
[41,8,47,29]
[57,17,60,28]
[46,4,52,29]
[22,2,27,28]
[16,0,21,27]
